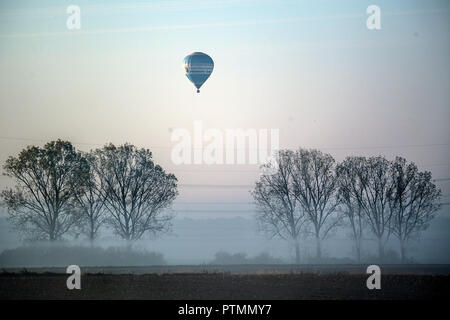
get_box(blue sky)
[0,0,449,216]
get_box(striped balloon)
[184,52,214,93]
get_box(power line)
[174,202,255,205]
[421,163,450,167]
[1,176,450,188]
[173,205,450,212]
[0,136,173,150]
[0,136,103,147]
[172,209,257,213]
[170,169,259,173]
[0,136,449,151]
[172,165,450,173]
[318,142,450,150]
[179,184,253,188]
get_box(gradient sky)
[0,0,449,217]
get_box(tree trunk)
[126,240,133,251]
[355,239,361,263]
[378,237,384,262]
[294,241,300,264]
[89,220,95,246]
[316,236,322,261]
[400,239,406,263]
[89,219,95,247]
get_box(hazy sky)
[0,0,449,218]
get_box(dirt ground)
[1,272,448,300]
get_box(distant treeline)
[210,251,283,265]
[0,246,165,267]
[208,249,412,265]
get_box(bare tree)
[1,140,86,241]
[390,157,441,262]
[252,150,307,264]
[353,156,394,261]
[336,157,367,262]
[70,153,107,244]
[93,143,178,242]
[291,149,341,260]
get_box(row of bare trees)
[1,140,178,244]
[252,149,442,263]
[0,141,442,263]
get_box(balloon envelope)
[184,52,214,93]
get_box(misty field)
[1,265,449,300]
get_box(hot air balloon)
[184,52,214,93]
